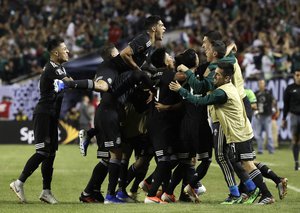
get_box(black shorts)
[124,134,153,157]
[33,113,58,153]
[147,111,180,157]
[230,138,255,162]
[177,118,213,160]
[96,143,110,159]
[94,103,122,150]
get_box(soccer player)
[10,36,71,204]
[192,40,243,203]
[77,16,167,204]
[202,33,262,204]
[170,62,275,204]
[161,49,212,203]
[144,48,183,204]
[282,70,300,170]
[117,100,152,202]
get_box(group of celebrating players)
[10,15,287,205]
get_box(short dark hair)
[211,40,226,59]
[47,36,64,52]
[217,62,234,77]
[99,43,116,61]
[144,15,161,30]
[150,48,166,68]
[175,49,197,69]
[204,30,222,42]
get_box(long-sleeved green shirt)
[178,86,227,106]
[184,52,236,94]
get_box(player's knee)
[241,160,256,172]
[36,150,50,157]
[202,158,212,167]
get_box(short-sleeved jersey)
[129,32,153,67]
[155,69,182,106]
[107,32,153,73]
[94,60,119,89]
[94,60,133,106]
[34,61,68,117]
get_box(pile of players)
[53,15,287,205]
[9,15,288,205]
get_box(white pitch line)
[210,163,300,193]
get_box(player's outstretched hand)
[169,81,181,92]
[53,79,65,93]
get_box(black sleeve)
[129,33,151,55]
[47,66,67,80]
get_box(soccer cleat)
[220,194,243,204]
[156,188,163,198]
[179,193,193,202]
[53,79,65,93]
[243,187,260,204]
[39,189,58,204]
[144,196,167,204]
[161,192,176,203]
[93,191,105,202]
[195,183,206,196]
[79,129,90,156]
[139,180,151,194]
[183,184,200,203]
[277,178,288,200]
[128,191,138,201]
[10,180,26,203]
[104,194,125,204]
[257,196,275,205]
[240,193,249,203]
[116,191,136,203]
[79,191,104,203]
[79,192,99,203]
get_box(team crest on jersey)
[116,137,121,145]
[107,78,112,84]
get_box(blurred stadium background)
[0,0,299,144]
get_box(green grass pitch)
[1,144,300,213]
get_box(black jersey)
[94,60,133,106]
[129,32,153,67]
[109,32,153,73]
[94,60,119,88]
[34,61,68,117]
[154,69,182,106]
[283,83,300,118]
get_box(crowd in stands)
[0,0,300,84]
